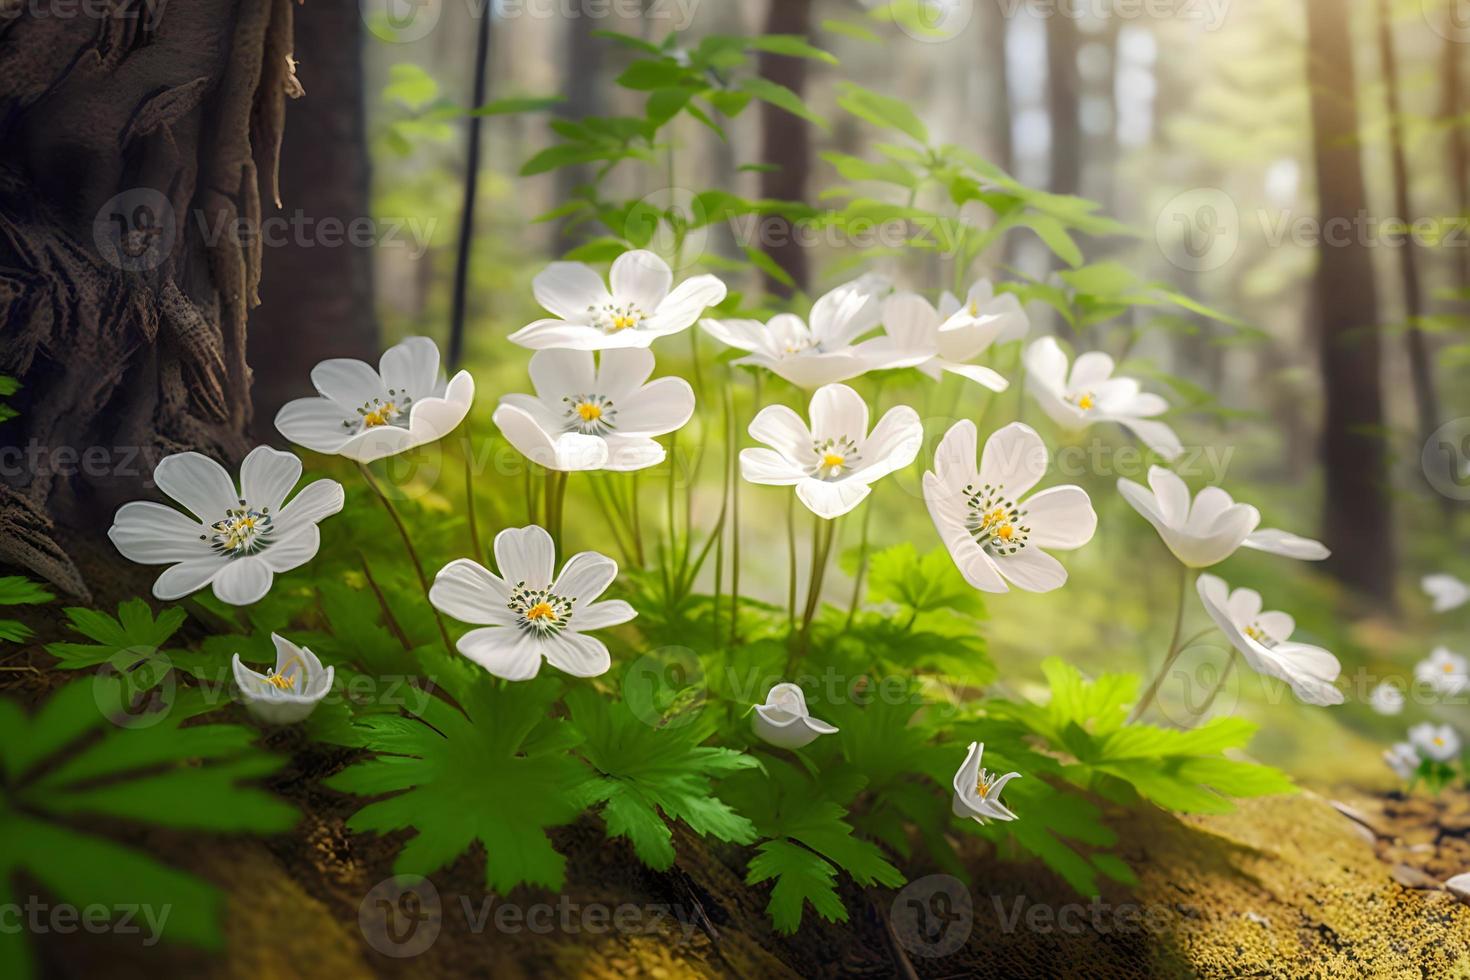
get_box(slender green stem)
[786,493,798,631]
[846,500,875,629]
[793,516,838,669]
[1190,651,1238,725]
[728,375,742,646]
[589,480,636,566]
[358,551,413,653]
[543,468,568,555]
[357,463,453,654]
[1128,565,1196,724]
[462,437,483,563]
[629,471,645,566]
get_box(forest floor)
[27,726,1470,980]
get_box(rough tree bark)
[1045,12,1081,199]
[0,1,297,597]
[1304,0,1395,602]
[252,0,377,441]
[756,0,813,297]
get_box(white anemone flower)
[739,383,922,519]
[1195,574,1344,706]
[939,279,1029,344]
[428,525,635,681]
[509,249,727,350]
[751,683,839,750]
[951,742,1020,824]
[699,276,889,388]
[1369,682,1405,716]
[924,421,1097,594]
[108,447,344,606]
[1384,742,1420,780]
[274,336,474,463]
[1409,722,1461,763]
[492,349,694,472]
[852,292,1008,391]
[1117,466,1329,568]
[231,634,333,724]
[1422,573,1470,613]
[1023,337,1182,460]
[1414,646,1469,696]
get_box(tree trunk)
[552,12,604,250]
[1045,12,1082,198]
[253,0,377,440]
[1375,0,1442,494]
[1442,15,1470,294]
[757,0,813,297]
[1304,0,1395,603]
[0,1,296,597]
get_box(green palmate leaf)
[836,82,928,144]
[721,756,904,933]
[45,599,186,670]
[864,543,987,619]
[0,575,51,644]
[0,680,296,975]
[565,688,758,870]
[326,675,593,894]
[383,63,439,111]
[617,58,694,91]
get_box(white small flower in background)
[1422,573,1470,613]
[1369,682,1405,716]
[1409,722,1461,763]
[751,683,839,749]
[740,382,922,520]
[924,421,1097,594]
[1383,741,1420,780]
[1195,574,1344,706]
[274,336,474,463]
[232,634,334,724]
[1117,466,1329,568]
[700,275,889,388]
[853,291,1008,391]
[1024,337,1183,461]
[510,249,727,350]
[109,447,344,606]
[951,742,1020,824]
[1414,646,1469,696]
[939,279,1029,344]
[493,349,694,472]
[429,525,635,681]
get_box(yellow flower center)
[611,314,639,331]
[968,301,979,316]
[822,453,846,470]
[1435,736,1446,747]
[362,402,397,428]
[576,402,603,422]
[525,601,558,623]
[265,671,296,691]
[1445,663,1456,674]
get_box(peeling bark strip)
[0,0,294,597]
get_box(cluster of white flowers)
[1377,576,1470,782]
[102,247,1353,821]
[1385,723,1462,779]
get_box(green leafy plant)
[0,576,51,643]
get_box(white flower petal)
[275,480,345,537]
[596,347,657,397]
[1068,350,1115,388]
[641,274,727,334]
[109,501,209,564]
[600,435,666,471]
[614,377,694,435]
[541,631,612,678]
[509,320,637,351]
[534,261,612,319]
[932,420,979,490]
[1256,610,1295,642]
[609,249,673,310]
[1022,485,1097,550]
[748,405,812,462]
[809,383,869,447]
[459,627,544,681]
[211,558,274,606]
[796,478,870,519]
[430,558,514,625]
[528,348,597,406]
[554,552,618,603]
[574,599,637,630]
[1242,528,1330,561]
[495,525,556,589]
[740,448,807,485]
[153,557,227,600]
[259,525,321,574]
[991,547,1068,592]
[850,405,923,482]
[311,357,387,408]
[937,361,1009,391]
[1023,337,1069,395]
[379,336,442,399]
[239,446,302,513]
[1423,574,1470,612]
[699,317,765,353]
[494,402,609,471]
[978,422,1047,499]
[153,452,239,522]
[274,397,358,455]
[765,351,871,388]
[1117,417,1183,461]
[1146,466,1192,527]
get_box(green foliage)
[0,575,51,643]
[45,599,186,673]
[0,681,296,976]
[994,659,1296,814]
[721,756,904,933]
[326,675,593,894]
[0,375,17,423]
[565,688,758,869]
